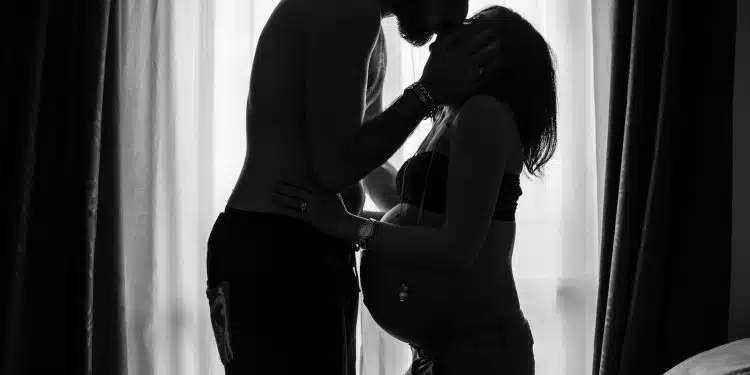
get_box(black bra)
[395,151,522,221]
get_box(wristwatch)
[356,218,377,251]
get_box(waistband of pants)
[221,206,358,268]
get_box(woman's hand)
[362,162,399,211]
[272,181,354,239]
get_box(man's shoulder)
[301,0,381,31]
[304,0,380,14]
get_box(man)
[341,26,399,220]
[205,0,501,373]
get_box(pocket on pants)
[207,280,234,366]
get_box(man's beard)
[391,0,434,47]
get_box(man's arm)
[304,0,430,193]
[361,93,400,213]
[360,38,400,213]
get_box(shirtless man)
[205,0,502,373]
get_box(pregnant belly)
[361,251,472,346]
[360,204,519,347]
[360,204,446,346]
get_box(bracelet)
[406,82,441,121]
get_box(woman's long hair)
[434,5,558,178]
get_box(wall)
[730,0,750,342]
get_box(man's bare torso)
[228,0,385,214]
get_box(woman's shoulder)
[453,96,518,139]
[456,95,513,122]
[452,95,523,162]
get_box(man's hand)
[273,181,354,240]
[420,25,504,106]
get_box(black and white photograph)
[1,0,748,374]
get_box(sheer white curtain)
[119,1,270,374]
[118,0,611,374]
[119,0,222,374]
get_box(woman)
[274,5,558,374]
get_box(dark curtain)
[593,0,736,374]
[0,1,125,374]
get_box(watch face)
[359,223,374,238]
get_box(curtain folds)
[118,1,225,374]
[593,1,737,374]
[0,1,123,374]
